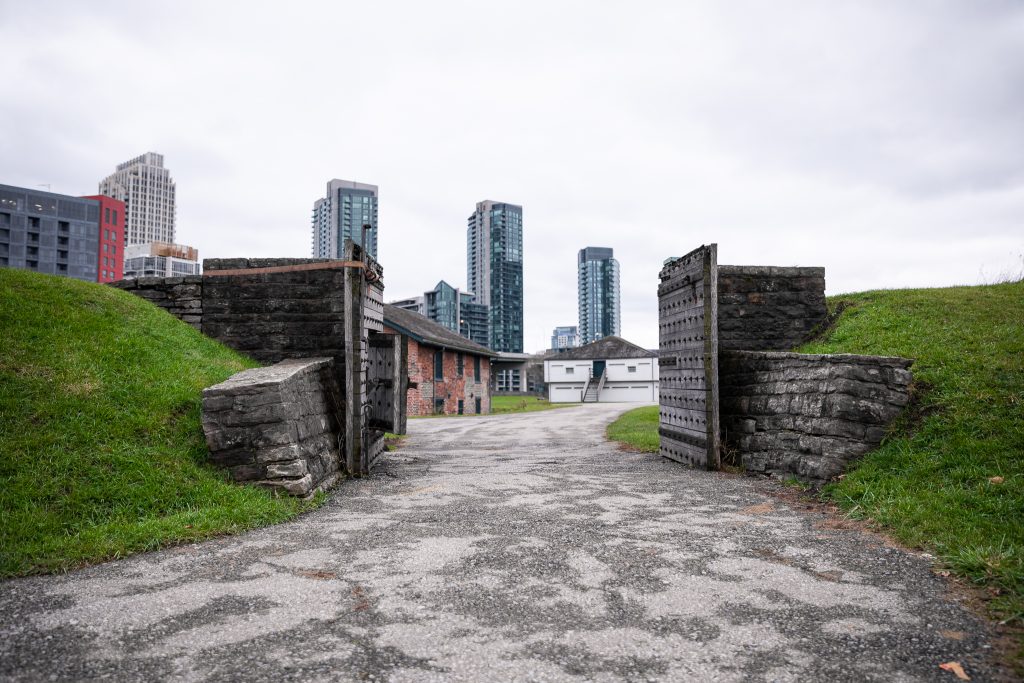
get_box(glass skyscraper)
[467,200,523,353]
[389,280,489,348]
[578,246,620,344]
[312,179,378,260]
[551,325,580,350]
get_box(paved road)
[0,404,1002,681]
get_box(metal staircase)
[582,369,604,402]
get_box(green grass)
[606,405,659,452]
[0,269,321,577]
[490,395,577,414]
[798,281,1024,630]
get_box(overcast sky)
[2,1,1021,351]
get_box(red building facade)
[383,304,494,416]
[83,195,124,282]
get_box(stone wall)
[109,276,203,329]
[201,258,347,365]
[717,266,827,351]
[719,350,913,481]
[201,358,343,497]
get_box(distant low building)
[0,183,124,283]
[123,241,200,279]
[551,325,580,350]
[544,336,658,403]
[383,304,496,416]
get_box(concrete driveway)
[0,403,1002,681]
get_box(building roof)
[550,336,656,361]
[383,304,497,357]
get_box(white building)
[98,152,176,246]
[123,242,200,279]
[544,336,659,403]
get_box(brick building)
[384,304,495,416]
[0,184,124,282]
[82,194,125,282]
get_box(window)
[628,366,636,373]
[105,208,110,223]
[112,210,118,225]
[474,356,481,382]
[28,216,40,229]
[457,353,464,376]
[565,367,574,375]
[434,349,444,380]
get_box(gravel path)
[0,403,1003,681]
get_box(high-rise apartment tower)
[467,200,523,353]
[578,246,620,345]
[98,152,176,246]
[312,179,378,260]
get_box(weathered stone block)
[719,350,913,483]
[265,460,308,478]
[201,357,343,497]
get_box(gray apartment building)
[467,200,523,353]
[578,246,621,344]
[98,152,176,247]
[312,179,378,260]
[0,184,101,282]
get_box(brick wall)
[719,350,913,481]
[718,266,827,351]
[396,333,490,416]
[201,358,344,497]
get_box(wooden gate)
[367,332,408,435]
[657,244,720,469]
[343,241,408,476]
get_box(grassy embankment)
[0,269,321,577]
[491,395,577,414]
[607,281,1024,628]
[411,395,577,418]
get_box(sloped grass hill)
[799,281,1024,628]
[0,269,319,576]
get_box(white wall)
[549,383,585,402]
[604,359,657,382]
[544,360,593,383]
[597,382,658,403]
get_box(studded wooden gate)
[657,244,720,469]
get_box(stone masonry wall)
[201,258,346,365]
[109,276,203,329]
[718,266,827,351]
[719,350,913,481]
[201,358,343,497]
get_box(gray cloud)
[1,0,1021,351]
